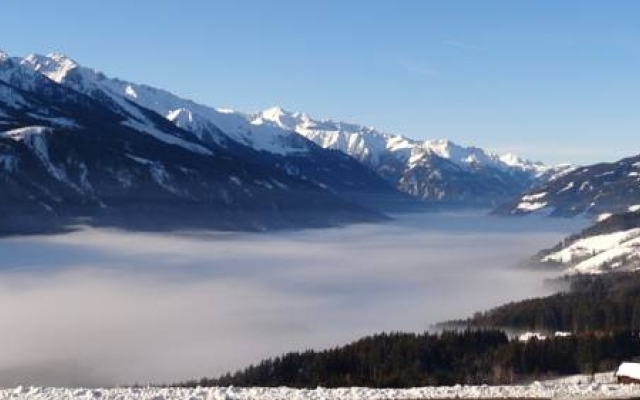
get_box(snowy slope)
[1,53,212,156]
[22,53,310,155]
[4,382,640,400]
[497,154,640,217]
[538,210,640,274]
[543,228,640,274]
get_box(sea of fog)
[0,211,587,387]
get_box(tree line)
[175,273,640,388]
[464,273,640,332]
[179,329,639,388]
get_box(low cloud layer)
[0,212,586,387]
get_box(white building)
[616,362,640,384]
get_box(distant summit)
[254,106,567,205]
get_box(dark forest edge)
[174,272,640,388]
[453,272,640,333]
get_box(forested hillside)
[464,273,640,332]
[181,329,639,388]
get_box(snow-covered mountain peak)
[500,152,533,167]
[427,138,453,148]
[260,106,289,120]
[22,52,114,101]
[0,51,56,93]
[254,106,313,131]
[44,52,80,72]
[421,140,497,168]
[253,106,552,177]
[252,106,574,205]
[22,52,80,83]
[17,53,314,155]
[422,139,462,158]
[46,52,78,65]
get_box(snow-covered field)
[4,382,640,400]
[541,371,616,385]
[542,227,640,274]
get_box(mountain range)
[496,154,640,218]
[25,52,563,206]
[0,50,575,233]
[253,106,565,206]
[1,51,403,233]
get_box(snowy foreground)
[4,382,640,400]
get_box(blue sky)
[2,1,639,164]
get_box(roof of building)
[617,362,640,380]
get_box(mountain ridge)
[0,50,389,234]
[19,51,564,208]
[0,48,583,236]
[495,154,640,218]
[252,106,570,205]
[20,51,423,212]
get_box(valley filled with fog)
[0,212,586,387]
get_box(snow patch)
[558,182,575,194]
[126,154,154,165]
[0,126,50,142]
[519,332,546,342]
[516,201,547,212]
[579,181,592,192]
[521,192,547,201]
[125,85,138,99]
[597,213,613,222]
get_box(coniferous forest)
[180,273,640,388]
[181,330,638,388]
[464,273,640,332]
